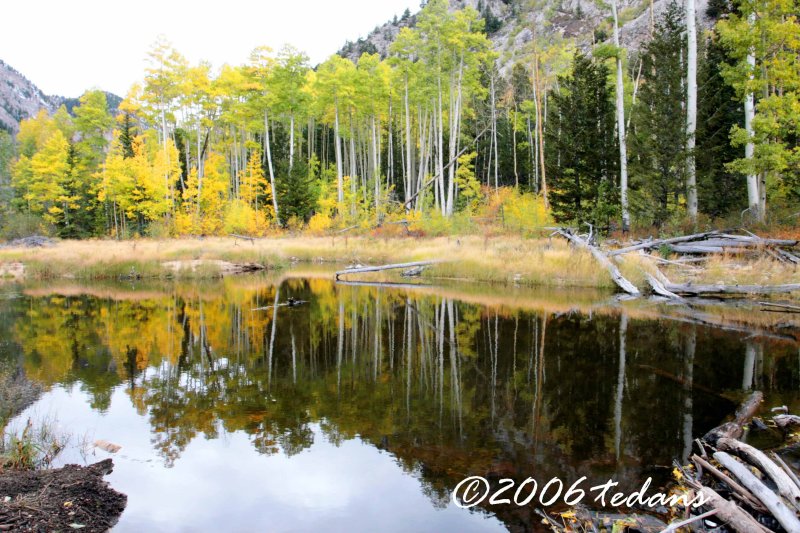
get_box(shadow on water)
[1,275,799,531]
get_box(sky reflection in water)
[3,277,799,531]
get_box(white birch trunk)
[289,113,295,171]
[264,110,280,225]
[686,0,698,222]
[744,14,761,221]
[334,100,344,205]
[612,0,631,231]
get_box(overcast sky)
[1,0,420,98]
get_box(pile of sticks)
[549,227,800,298]
[677,391,800,532]
[610,231,800,265]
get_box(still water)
[2,275,799,531]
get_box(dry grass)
[0,235,655,289]
[661,254,800,292]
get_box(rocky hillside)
[340,0,713,71]
[0,59,121,135]
[0,59,56,134]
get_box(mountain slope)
[0,59,121,135]
[340,0,713,70]
[0,59,56,134]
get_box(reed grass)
[0,235,655,289]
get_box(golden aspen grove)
[3,0,797,242]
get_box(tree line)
[0,0,797,239]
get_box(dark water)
[1,277,799,531]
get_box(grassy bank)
[0,235,797,297]
[0,235,655,289]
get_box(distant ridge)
[0,59,120,134]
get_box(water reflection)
[2,278,799,531]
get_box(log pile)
[611,231,800,264]
[676,391,800,532]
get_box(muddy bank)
[0,459,126,532]
[0,366,41,424]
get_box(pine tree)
[546,53,618,227]
[696,24,746,216]
[276,158,317,224]
[630,1,688,226]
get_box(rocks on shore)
[161,259,267,277]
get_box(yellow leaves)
[307,212,333,235]
[12,124,70,224]
[101,131,174,225]
[223,199,268,236]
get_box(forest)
[0,0,797,240]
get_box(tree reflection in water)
[2,278,799,527]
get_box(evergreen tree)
[119,112,136,159]
[629,1,688,226]
[276,158,318,224]
[545,53,618,227]
[696,24,746,216]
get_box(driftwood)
[551,229,640,295]
[669,244,752,254]
[688,484,771,533]
[229,233,255,243]
[718,234,799,247]
[644,272,682,299]
[760,301,800,313]
[773,452,800,492]
[612,231,799,271]
[717,438,800,511]
[692,454,767,512]
[660,509,718,533]
[774,414,800,429]
[608,231,721,256]
[713,451,800,532]
[665,282,800,296]
[703,391,763,445]
[335,260,442,281]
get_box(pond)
[2,274,799,531]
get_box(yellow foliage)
[223,199,269,236]
[307,212,334,235]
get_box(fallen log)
[551,229,640,296]
[717,437,800,511]
[776,248,800,264]
[669,244,753,254]
[645,272,682,299]
[665,282,800,296]
[335,260,442,281]
[704,391,763,445]
[660,509,718,533]
[713,451,800,532]
[608,231,721,256]
[718,234,799,247]
[692,454,767,512]
[229,233,255,243]
[774,414,800,429]
[760,301,800,313]
[687,483,771,533]
[772,452,800,493]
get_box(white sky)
[1,0,420,98]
